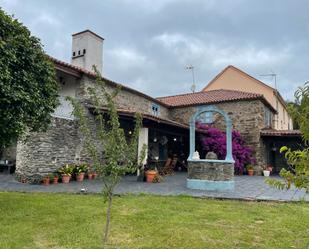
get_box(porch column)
[137,128,148,174]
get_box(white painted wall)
[53,74,77,120]
[138,128,148,166]
[71,31,103,74]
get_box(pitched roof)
[157,89,277,112]
[260,129,302,137]
[202,65,287,107]
[49,56,169,108]
[72,29,104,40]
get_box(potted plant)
[246,165,254,176]
[145,169,157,183]
[92,172,98,179]
[75,164,88,182]
[87,172,93,180]
[52,173,59,184]
[58,164,73,184]
[87,166,97,180]
[42,175,50,186]
[262,164,273,177]
[152,171,163,183]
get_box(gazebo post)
[188,118,195,160]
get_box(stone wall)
[188,161,234,181]
[15,117,87,183]
[170,100,271,174]
[15,73,172,182]
[78,76,171,119]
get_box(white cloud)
[31,12,60,27]
[106,47,149,69]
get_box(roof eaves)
[162,95,277,114]
[87,105,188,129]
[49,56,170,108]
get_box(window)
[151,103,160,116]
[264,107,272,128]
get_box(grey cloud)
[1,0,309,99]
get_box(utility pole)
[186,65,196,93]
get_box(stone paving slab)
[0,173,308,202]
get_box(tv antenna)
[260,71,277,90]
[185,64,196,93]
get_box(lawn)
[0,192,308,249]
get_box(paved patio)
[0,173,308,201]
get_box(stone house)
[3,30,300,182]
[202,65,293,130]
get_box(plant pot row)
[42,172,98,185]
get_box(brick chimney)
[71,30,104,74]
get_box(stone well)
[186,105,235,191]
[187,160,234,191]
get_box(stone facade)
[78,76,170,119]
[188,161,234,181]
[15,73,171,182]
[15,117,85,183]
[14,70,275,181]
[170,100,273,174]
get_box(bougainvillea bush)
[196,122,255,174]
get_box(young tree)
[267,82,309,193]
[0,9,59,150]
[67,69,144,244]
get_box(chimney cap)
[72,29,104,41]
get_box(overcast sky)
[1,0,309,100]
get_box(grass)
[0,192,308,249]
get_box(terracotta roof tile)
[49,56,276,113]
[48,56,169,107]
[157,89,276,112]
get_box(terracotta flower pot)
[247,169,254,176]
[146,170,157,183]
[76,173,85,182]
[53,177,59,184]
[88,173,93,180]
[42,177,50,186]
[92,173,98,179]
[62,174,70,184]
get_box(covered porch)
[102,108,191,173]
[261,130,304,173]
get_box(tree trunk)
[103,194,113,244]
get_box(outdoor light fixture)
[153,137,157,142]
[128,131,132,135]
[173,138,177,142]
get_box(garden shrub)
[196,122,255,173]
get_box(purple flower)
[197,122,255,174]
